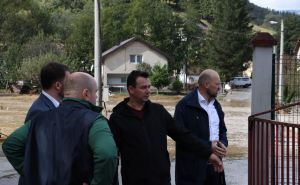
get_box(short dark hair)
[40,62,70,90]
[127,70,149,88]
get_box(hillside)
[287,10,300,15]
[248,2,300,34]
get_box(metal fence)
[248,56,300,185]
[274,56,300,107]
[249,102,300,185]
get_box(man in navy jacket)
[175,69,228,185]
[25,62,70,122]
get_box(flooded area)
[0,88,251,184]
[222,88,251,157]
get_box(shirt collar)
[42,90,60,108]
[197,90,215,106]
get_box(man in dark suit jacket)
[25,62,70,122]
[175,69,228,185]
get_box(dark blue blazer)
[174,90,228,185]
[25,93,56,122]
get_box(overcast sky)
[249,0,300,11]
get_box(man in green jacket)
[2,72,118,185]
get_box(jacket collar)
[42,90,60,108]
[62,98,103,113]
[113,97,151,117]
[40,93,57,109]
[186,90,202,109]
[186,90,220,110]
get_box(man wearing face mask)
[175,69,228,185]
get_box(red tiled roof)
[252,32,277,47]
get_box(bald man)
[2,72,118,185]
[174,69,228,185]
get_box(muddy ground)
[0,88,251,184]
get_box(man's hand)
[211,141,227,158]
[208,153,224,172]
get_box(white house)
[102,37,170,91]
[178,63,204,87]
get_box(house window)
[121,77,127,83]
[130,54,143,64]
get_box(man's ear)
[82,88,90,101]
[127,85,134,94]
[204,81,210,88]
[55,81,63,91]
[82,88,88,97]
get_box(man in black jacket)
[175,69,228,185]
[109,70,226,185]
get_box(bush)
[172,78,183,94]
[150,64,170,93]
[18,52,68,84]
[136,63,152,74]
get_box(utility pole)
[269,19,284,104]
[94,0,102,106]
[278,19,284,103]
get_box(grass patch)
[227,144,248,158]
[0,95,37,135]
[252,24,276,35]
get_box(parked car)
[230,77,252,88]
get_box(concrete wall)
[107,74,127,86]
[251,47,273,119]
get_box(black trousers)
[204,164,226,185]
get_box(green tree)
[50,9,74,42]
[178,0,205,71]
[172,77,183,94]
[150,64,170,93]
[282,14,300,55]
[0,0,51,45]
[3,44,23,82]
[123,0,184,71]
[0,0,54,82]
[51,0,87,10]
[102,0,130,50]
[204,0,252,81]
[136,63,152,74]
[181,0,214,21]
[18,52,68,84]
[66,1,94,72]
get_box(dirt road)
[0,88,251,184]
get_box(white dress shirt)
[42,90,60,108]
[197,90,220,141]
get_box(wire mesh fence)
[249,56,300,185]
